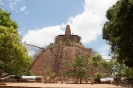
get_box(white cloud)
[22,24,65,47]
[15,0,21,1]
[67,11,102,43]
[98,45,111,59]
[22,0,117,52]
[8,0,23,11]
[20,6,26,11]
[66,14,100,43]
[27,50,36,58]
[9,2,17,10]
[66,0,117,44]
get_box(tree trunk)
[0,69,4,78]
[91,67,94,85]
[76,67,79,84]
[91,76,94,85]
[61,71,63,84]
[80,78,82,84]
[43,66,47,83]
[85,69,88,84]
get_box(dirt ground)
[1,83,132,88]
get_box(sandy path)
[1,83,125,88]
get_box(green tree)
[101,59,116,77]
[124,67,133,78]
[0,7,31,75]
[89,54,102,67]
[88,54,102,84]
[66,53,90,84]
[102,0,133,67]
[102,59,125,77]
[101,58,133,79]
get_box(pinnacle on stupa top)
[65,25,71,35]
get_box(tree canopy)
[102,0,133,67]
[66,53,90,83]
[0,7,31,75]
[66,53,105,84]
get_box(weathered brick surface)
[30,44,92,76]
[65,25,71,35]
[55,35,81,44]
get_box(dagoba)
[30,25,93,79]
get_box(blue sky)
[0,0,118,59]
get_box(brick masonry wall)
[30,44,92,77]
[55,35,81,44]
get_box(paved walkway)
[1,83,129,88]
